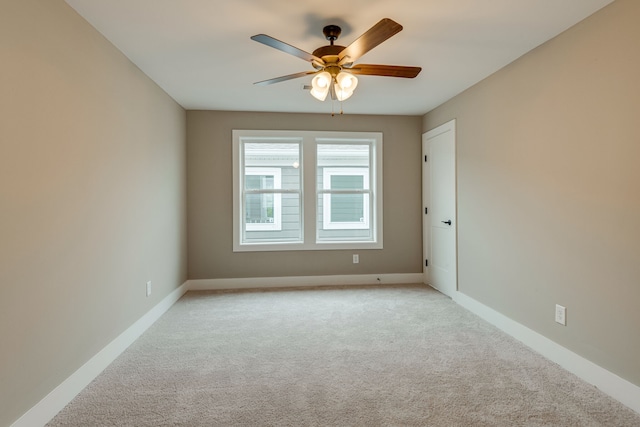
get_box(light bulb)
[312,72,331,89]
[316,75,329,88]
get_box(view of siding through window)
[245,168,281,231]
[317,144,372,242]
[243,142,301,244]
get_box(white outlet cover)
[146,281,152,297]
[555,304,566,325]
[353,254,359,264]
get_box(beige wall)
[423,0,640,387]
[187,111,423,279]
[0,1,187,425]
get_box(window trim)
[233,130,383,252]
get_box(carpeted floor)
[48,285,640,426]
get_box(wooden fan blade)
[338,18,403,64]
[347,64,422,78]
[254,70,317,86]
[251,34,324,65]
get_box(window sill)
[233,240,383,252]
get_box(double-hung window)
[233,130,382,251]
[238,140,302,245]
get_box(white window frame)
[233,130,382,252]
[322,168,370,230]
[244,167,282,231]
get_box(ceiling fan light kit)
[251,18,421,112]
[310,70,358,102]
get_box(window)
[238,141,302,246]
[233,130,382,251]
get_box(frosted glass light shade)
[310,71,331,101]
[334,72,358,101]
[336,72,358,91]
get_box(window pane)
[331,175,363,190]
[242,142,302,243]
[244,194,301,243]
[331,193,364,222]
[317,142,372,241]
[317,193,372,240]
[246,193,275,224]
[245,174,274,190]
[317,143,369,171]
[244,143,300,190]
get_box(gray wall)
[423,0,640,387]
[0,1,188,425]
[187,111,423,279]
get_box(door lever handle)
[442,220,452,225]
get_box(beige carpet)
[48,285,640,426]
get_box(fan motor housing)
[312,45,345,60]
[312,24,346,69]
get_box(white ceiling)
[64,0,613,116]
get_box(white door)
[422,120,457,297]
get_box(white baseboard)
[11,281,190,427]
[187,273,424,291]
[453,291,640,415]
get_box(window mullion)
[302,135,316,248]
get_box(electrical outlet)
[146,281,152,297]
[353,254,359,264]
[555,304,566,325]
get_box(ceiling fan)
[251,18,421,102]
